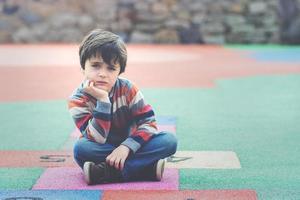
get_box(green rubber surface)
[0,168,43,189]
[144,75,300,151]
[0,100,73,150]
[143,74,300,200]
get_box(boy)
[68,29,177,185]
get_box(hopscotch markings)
[0,151,76,168]
[0,150,240,169]
[166,151,241,169]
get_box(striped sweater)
[68,77,158,153]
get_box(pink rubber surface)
[0,150,76,167]
[1,45,299,101]
[102,190,257,200]
[32,167,178,190]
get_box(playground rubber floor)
[0,44,300,200]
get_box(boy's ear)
[80,68,85,74]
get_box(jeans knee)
[161,132,178,155]
[73,139,87,163]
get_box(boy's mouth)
[95,81,107,86]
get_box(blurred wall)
[0,0,299,44]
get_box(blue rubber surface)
[250,50,300,62]
[156,116,177,125]
[0,190,101,200]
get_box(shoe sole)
[83,161,92,185]
[156,159,165,181]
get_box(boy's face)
[83,54,121,93]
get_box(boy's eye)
[91,64,99,68]
[108,66,116,71]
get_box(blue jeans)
[73,132,177,181]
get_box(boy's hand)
[106,145,130,171]
[83,80,110,102]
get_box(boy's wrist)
[97,96,110,103]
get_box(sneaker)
[154,159,165,181]
[83,161,122,185]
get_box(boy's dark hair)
[79,29,127,74]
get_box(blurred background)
[0,0,300,45]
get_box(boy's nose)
[97,69,106,77]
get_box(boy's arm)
[121,85,158,153]
[68,92,111,143]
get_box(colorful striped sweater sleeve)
[68,84,111,144]
[120,81,158,153]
